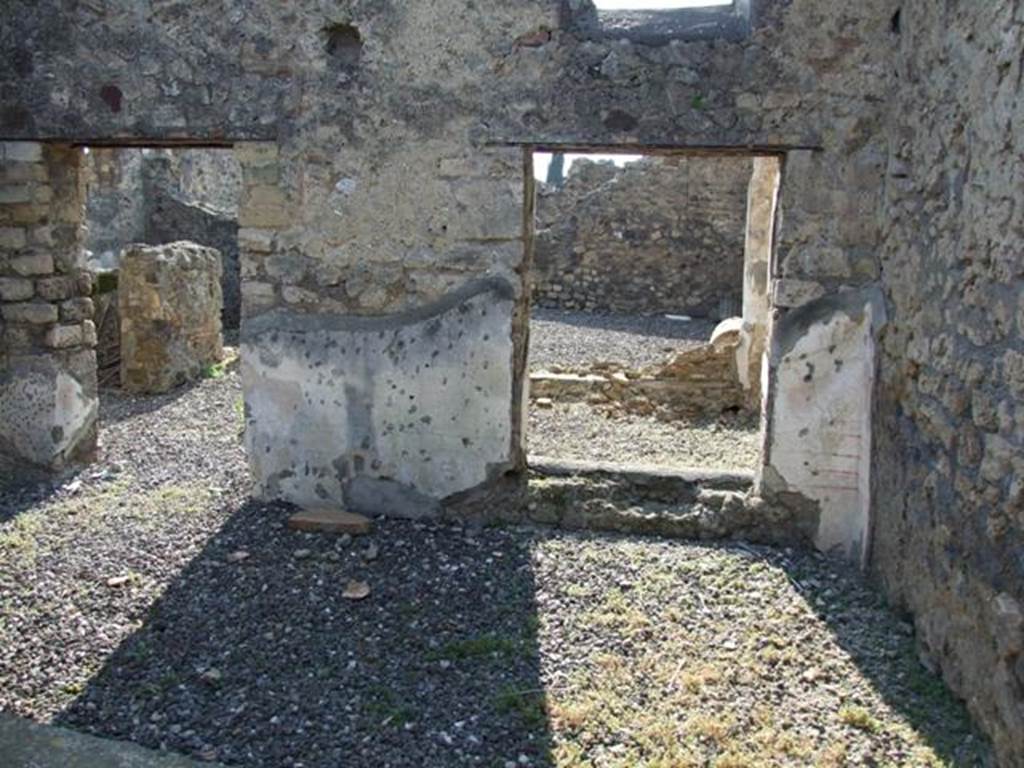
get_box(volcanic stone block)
[119,241,223,394]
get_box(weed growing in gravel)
[363,685,418,727]
[494,686,548,730]
[0,512,43,556]
[839,705,881,733]
[428,632,519,661]
[234,396,245,431]
[201,361,228,379]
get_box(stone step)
[522,457,811,545]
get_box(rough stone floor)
[528,308,716,371]
[0,369,989,767]
[528,309,759,471]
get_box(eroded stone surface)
[119,242,223,395]
[242,278,517,511]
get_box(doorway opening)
[525,149,781,475]
[81,146,242,390]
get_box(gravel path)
[529,403,760,471]
[0,369,988,766]
[529,309,716,371]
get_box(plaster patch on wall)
[763,287,886,566]
[0,357,97,467]
[241,278,516,512]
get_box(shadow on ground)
[55,500,552,767]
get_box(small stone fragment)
[362,542,379,561]
[288,507,373,535]
[226,550,250,563]
[293,548,313,560]
[105,575,130,588]
[535,397,554,409]
[343,580,371,600]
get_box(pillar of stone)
[119,241,223,394]
[737,156,780,407]
[0,142,98,485]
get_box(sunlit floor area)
[0,367,988,767]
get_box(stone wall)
[82,149,146,271]
[871,3,1024,763]
[144,155,241,330]
[532,156,751,317]
[1,0,897,544]
[0,142,97,484]
[119,242,223,395]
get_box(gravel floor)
[0,368,989,767]
[529,309,716,371]
[529,403,761,472]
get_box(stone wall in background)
[83,148,241,328]
[119,241,223,395]
[532,157,751,317]
[872,3,1024,762]
[0,142,98,483]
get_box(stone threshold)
[522,456,811,545]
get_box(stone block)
[0,227,27,249]
[1,142,43,163]
[0,277,34,302]
[771,278,826,308]
[238,186,289,228]
[35,276,74,301]
[45,324,83,349]
[0,185,35,204]
[8,253,54,277]
[1,302,58,324]
[238,228,274,253]
[81,320,97,347]
[59,297,94,322]
[120,241,223,394]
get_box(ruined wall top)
[1,0,893,150]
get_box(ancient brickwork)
[532,156,751,317]
[119,242,223,395]
[0,142,97,482]
[872,3,1024,762]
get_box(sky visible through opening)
[593,0,731,8]
[533,153,645,183]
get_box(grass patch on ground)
[494,686,548,730]
[362,685,419,728]
[427,632,521,662]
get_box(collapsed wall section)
[0,142,97,484]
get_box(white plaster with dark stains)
[241,278,516,513]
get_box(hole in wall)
[890,9,901,36]
[324,23,363,69]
